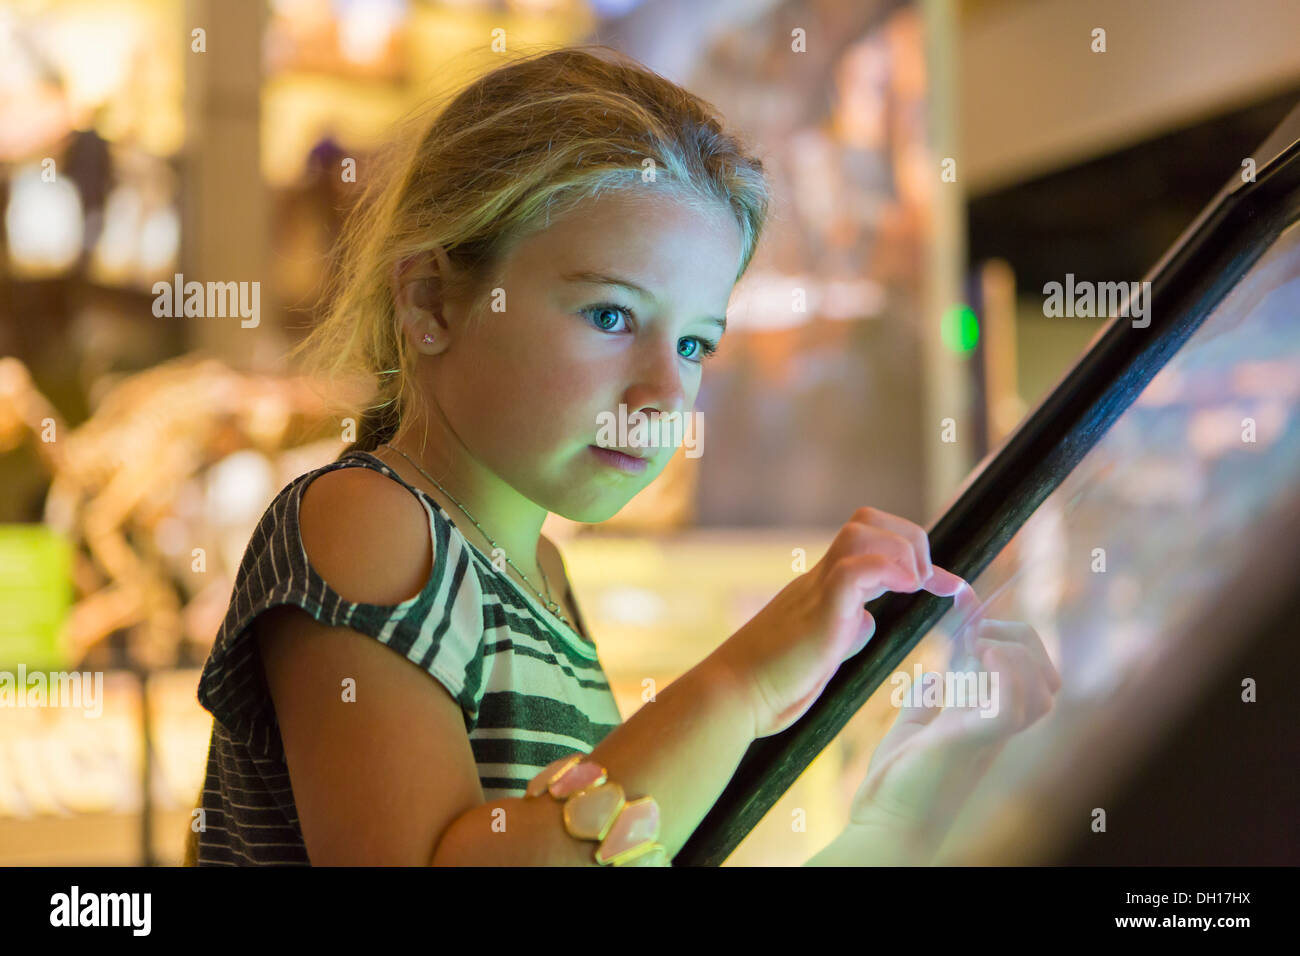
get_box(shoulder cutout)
[298,464,435,607]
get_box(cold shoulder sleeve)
[196,457,488,761]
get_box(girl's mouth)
[588,445,649,474]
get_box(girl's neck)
[372,427,549,583]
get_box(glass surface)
[861,217,1300,862]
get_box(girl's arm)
[432,648,755,865]
[262,466,757,866]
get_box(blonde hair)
[289,44,771,459]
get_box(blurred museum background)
[1,0,1298,865]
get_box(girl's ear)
[392,247,455,354]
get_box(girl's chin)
[550,488,642,524]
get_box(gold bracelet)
[525,754,670,866]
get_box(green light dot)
[941,305,979,353]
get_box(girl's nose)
[623,342,688,414]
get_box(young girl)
[187,45,1059,867]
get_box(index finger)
[923,565,980,617]
[851,507,933,582]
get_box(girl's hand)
[709,507,971,739]
[844,618,1061,859]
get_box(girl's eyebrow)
[560,270,727,333]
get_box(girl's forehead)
[504,193,742,279]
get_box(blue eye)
[583,304,632,332]
[678,338,721,362]
[581,303,723,364]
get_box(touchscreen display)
[882,217,1300,861]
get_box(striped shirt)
[194,449,623,865]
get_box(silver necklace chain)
[377,443,578,636]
